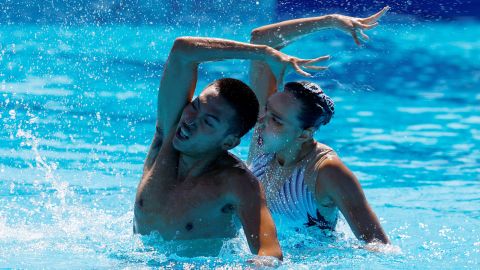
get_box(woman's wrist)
[324,14,340,29]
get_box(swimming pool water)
[1,20,479,268]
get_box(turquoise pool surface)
[1,20,479,268]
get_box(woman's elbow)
[250,29,266,44]
[172,36,194,50]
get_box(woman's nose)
[257,115,266,129]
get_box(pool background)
[1,1,480,269]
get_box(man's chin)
[172,137,187,152]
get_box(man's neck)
[275,139,315,167]
[178,150,225,180]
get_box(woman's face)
[257,92,304,153]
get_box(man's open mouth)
[176,124,190,141]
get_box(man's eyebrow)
[206,114,220,123]
[197,99,220,123]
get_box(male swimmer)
[133,36,326,259]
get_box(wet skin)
[131,36,298,259]
[250,91,390,243]
[134,87,281,257]
[135,89,246,238]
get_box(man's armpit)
[144,128,164,172]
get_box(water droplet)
[8,109,15,119]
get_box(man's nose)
[184,116,197,129]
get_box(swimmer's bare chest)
[134,168,239,240]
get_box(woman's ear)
[297,127,315,142]
[221,134,240,150]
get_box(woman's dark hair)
[284,81,334,130]
[210,78,259,137]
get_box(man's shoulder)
[218,152,249,173]
[217,152,260,193]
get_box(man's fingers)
[307,55,331,63]
[296,55,330,65]
[303,65,328,71]
[360,6,390,24]
[293,62,312,77]
[351,30,361,46]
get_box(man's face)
[257,92,304,153]
[172,85,237,155]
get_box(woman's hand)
[247,256,282,267]
[332,6,390,45]
[264,46,330,90]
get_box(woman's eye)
[204,119,214,127]
[272,117,282,126]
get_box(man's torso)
[134,130,243,240]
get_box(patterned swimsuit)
[250,151,338,230]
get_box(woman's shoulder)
[312,142,337,163]
[303,142,339,189]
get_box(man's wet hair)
[284,81,335,130]
[210,78,259,137]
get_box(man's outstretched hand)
[264,47,331,90]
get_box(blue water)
[1,20,479,268]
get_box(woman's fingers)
[359,22,379,30]
[359,30,370,41]
[307,55,331,63]
[351,30,361,46]
[360,6,390,24]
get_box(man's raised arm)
[144,37,326,171]
[157,36,329,138]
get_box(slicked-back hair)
[284,81,335,130]
[209,78,259,137]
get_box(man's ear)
[221,134,240,150]
[297,127,315,142]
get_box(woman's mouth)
[257,135,264,146]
